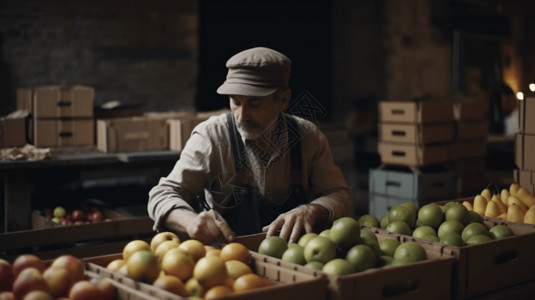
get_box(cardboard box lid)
[379,122,455,145]
[379,101,454,124]
[520,97,535,134]
[20,85,94,118]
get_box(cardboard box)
[399,205,535,300]
[0,117,26,148]
[379,122,454,145]
[452,140,487,160]
[514,169,535,195]
[369,165,456,201]
[97,117,168,153]
[84,268,161,300]
[520,97,535,134]
[379,101,454,124]
[85,251,329,300]
[30,118,94,147]
[17,85,94,118]
[515,133,535,171]
[235,232,455,300]
[168,116,207,151]
[378,142,451,166]
[456,120,488,140]
[453,97,488,121]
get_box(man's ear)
[279,89,292,111]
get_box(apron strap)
[226,113,248,172]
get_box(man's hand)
[262,203,328,243]
[166,209,235,245]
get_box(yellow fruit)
[516,187,535,207]
[507,204,526,223]
[491,195,507,214]
[473,195,487,216]
[193,256,228,289]
[126,250,160,283]
[185,278,205,298]
[106,259,126,272]
[220,243,251,264]
[462,201,473,211]
[123,240,151,261]
[233,273,273,293]
[508,196,528,212]
[178,240,206,262]
[161,248,195,281]
[481,189,492,202]
[204,285,234,299]
[205,249,222,257]
[510,183,520,196]
[225,260,253,280]
[524,206,535,225]
[497,213,507,221]
[501,189,510,206]
[154,240,180,262]
[484,201,501,218]
[150,232,181,253]
[152,275,188,297]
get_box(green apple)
[417,204,444,229]
[53,206,66,218]
[461,222,489,242]
[466,234,492,245]
[393,242,427,264]
[399,202,418,223]
[358,214,380,227]
[388,205,415,228]
[444,203,469,225]
[281,244,306,265]
[319,229,331,239]
[377,255,394,267]
[380,213,390,229]
[378,238,400,257]
[439,232,464,246]
[297,233,318,248]
[258,236,288,259]
[412,226,436,239]
[304,261,324,270]
[489,224,513,239]
[304,236,336,264]
[322,258,355,276]
[345,244,377,272]
[385,221,411,236]
[330,217,361,248]
[437,220,465,239]
[467,211,484,224]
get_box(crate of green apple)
[33,204,126,228]
[235,217,455,300]
[373,201,535,300]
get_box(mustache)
[237,120,260,130]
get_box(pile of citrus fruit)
[105,232,273,299]
[257,216,429,276]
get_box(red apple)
[12,267,50,300]
[0,291,15,300]
[59,218,73,226]
[95,278,115,300]
[89,210,104,223]
[43,266,74,298]
[70,210,85,222]
[13,255,45,278]
[50,255,85,282]
[68,280,100,300]
[0,260,13,292]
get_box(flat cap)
[217,47,291,97]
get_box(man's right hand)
[166,209,235,245]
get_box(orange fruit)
[123,240,150,261]
[193,256,228,289]
[233,273,273,293]
[225,260,252,280]
[152,275,188,297]
[178,240,206,262]
[204,285,234,299]
[161,248,195,281]
[220,243,251,264]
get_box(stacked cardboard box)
[370,101,457,218]
[514,97,535,194]
[0,116,26,148]
[452,96,489,196]
[17,85,95,147]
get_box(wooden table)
[1,147,180,232]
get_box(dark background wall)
[1,0,534,121]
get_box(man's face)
[229,90,290,140]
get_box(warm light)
[517,92,524,100]
[530,83,535,92]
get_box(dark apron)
[211,113,308,236]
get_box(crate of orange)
[82,231,329,300]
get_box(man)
[148,47,353,244]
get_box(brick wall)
[0,0,198,116]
